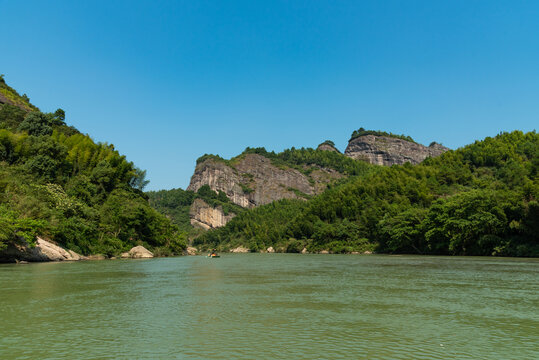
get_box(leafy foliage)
[195,131,539,256]
[147,184,244,233]
[0,81,186,257]
[350,127,416,143]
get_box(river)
[1,254,538,359]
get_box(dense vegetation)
[0,78,186,256]
[350,127,416,143]
[195,131,538,257]
[147,185,244,234]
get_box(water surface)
[1,254,538,359]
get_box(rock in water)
[0,237,85,263]
[128,246,154,259]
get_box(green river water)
[1,254,538,359]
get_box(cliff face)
[189,198,236,230]
[344,135,449,166]
[188,153,342,209]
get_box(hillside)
[194,131,539,257]
[0,77,186,260]
[151,131,449,231]
[149,146,371,230]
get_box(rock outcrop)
[121,246,154,259]
[187,154,342,210]
[189,198,236,229]
[230,246,250,253]
[0,237,85,263]
[186,246,198,255]
[317,142,340,153]
[345,135,449,166]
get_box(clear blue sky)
[1,0,538,190]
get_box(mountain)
[157,130,448,230]
[0,76,186,261]
[149,146,373,230]
[193,131,538,257]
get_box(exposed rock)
[187,154,341,211]
[363,250,373,255]
[120,252,130,259]
[87,254,107,260]
[0,237,85,263]
[230,246,250,253]
[186,246,198,255]
[128,246,154,259]
[189,198,236,229]
[319,250,329,254]
[345,135,449,166]
[301,247,308,254]
[317,142,341,153]
[266,246,275,253]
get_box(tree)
[17,112,52,136]
[129,167,150,191]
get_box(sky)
[1,0,538,190]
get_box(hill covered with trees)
[0,77,186,257]
[194,131,539,257]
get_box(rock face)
[121,246,153,259]
[345,135,449,166]
[230,246,250,253]
[188,154,341,209]
[189,198,236,229]
[0,237,85,263]
[317,143,340,153]
[186,246,198,255]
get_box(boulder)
[301,247,308,254]
[363,250,373,255]
[128,246,154,259]
[230,246,249,253]
[186,246,198,256]
[266,246,275,253]
[120,252,130,259]
[319,250,329,254]
[0,237,85,263]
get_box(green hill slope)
[0,77,186,257]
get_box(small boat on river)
[207,249,220,258]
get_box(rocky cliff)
[344,135,449,166]
[188,153,342,209]
[189,198,236,229]
[316,141,340,153]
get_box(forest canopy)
[0,79,186,256]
